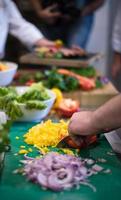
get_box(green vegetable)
[72,67,96,78]
[0,83,50,121]
[34,72,44,81]
[44,69,67,91]
[95,79,103,88]
[26,100,46,110]
[54,52,63,59]
[44,69,79,92]
[64,76,79,91]
[0,87,9,96]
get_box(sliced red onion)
[97,158,107,163]
[80,181,96,192]
[103,169,111,174]
[24,154,34,160]
[92,164,103,172]
[85,159,95,165]
[37,172,48,188]
[22,152,98,192]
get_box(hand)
[68,111,97,137]
[38,5,61,24]
[35,38,55,48]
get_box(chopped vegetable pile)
[13,67,108,92]
[24,120,68,148]
[0,83,50,120]
[21,152,96,192]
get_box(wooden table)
[19,53,103,68]
[64,83,118,108]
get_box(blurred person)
[30,0,105,48]
[111,1,121,78]
[0,0,55,59]
[68,94,121,145]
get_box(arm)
[7,0,43,48]
[29,0,61,24]
[30,0,43,17]
[111,3,121,77]
[68,94,121,137]
[81,0,105,17]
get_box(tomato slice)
[58,99,80,118]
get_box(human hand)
[68,111,97,138]
[38,5,61,24]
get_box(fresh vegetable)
[0,83,50,120]
[72,67,96,78]
[54,52,63,59]
[51,88,63,109]
[55,39,64,48]
[44,69,79,92]
[58,69,95,90]
[22,152,96,192]
[25,100,46,110]
[13,68,106,92]
[64,76,79,91]
[24,120,68,148]
[25,80,35,86]
[57,99,80,118]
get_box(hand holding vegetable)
[68,111,96,137]
[68,95,121,143]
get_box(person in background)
[0,0,55,60]
[30,0,105,49]
[111,1,121,78]
[68,94,121,145]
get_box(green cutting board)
[0,122,121,200]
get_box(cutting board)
[0,122,121,200]
[19,53,103,68]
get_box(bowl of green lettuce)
[0,83,56,122]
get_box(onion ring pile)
[22,152,96,192]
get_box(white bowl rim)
[0,61,18,74]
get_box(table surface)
[0,122,121,200]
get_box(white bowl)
[16,87,56,122]
[0,62,18,86]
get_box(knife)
[57,135,97,149]
[105,128,121,154]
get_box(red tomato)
[25,80,35,86]
[58,99,80,118]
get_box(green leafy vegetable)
[26,100,46,110]
[95,79,103,88]
[44,69,67,91]
[72,67,96,78]
[64,76,79,91]
[0,83,50,121]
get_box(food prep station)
[0,51,121,200]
